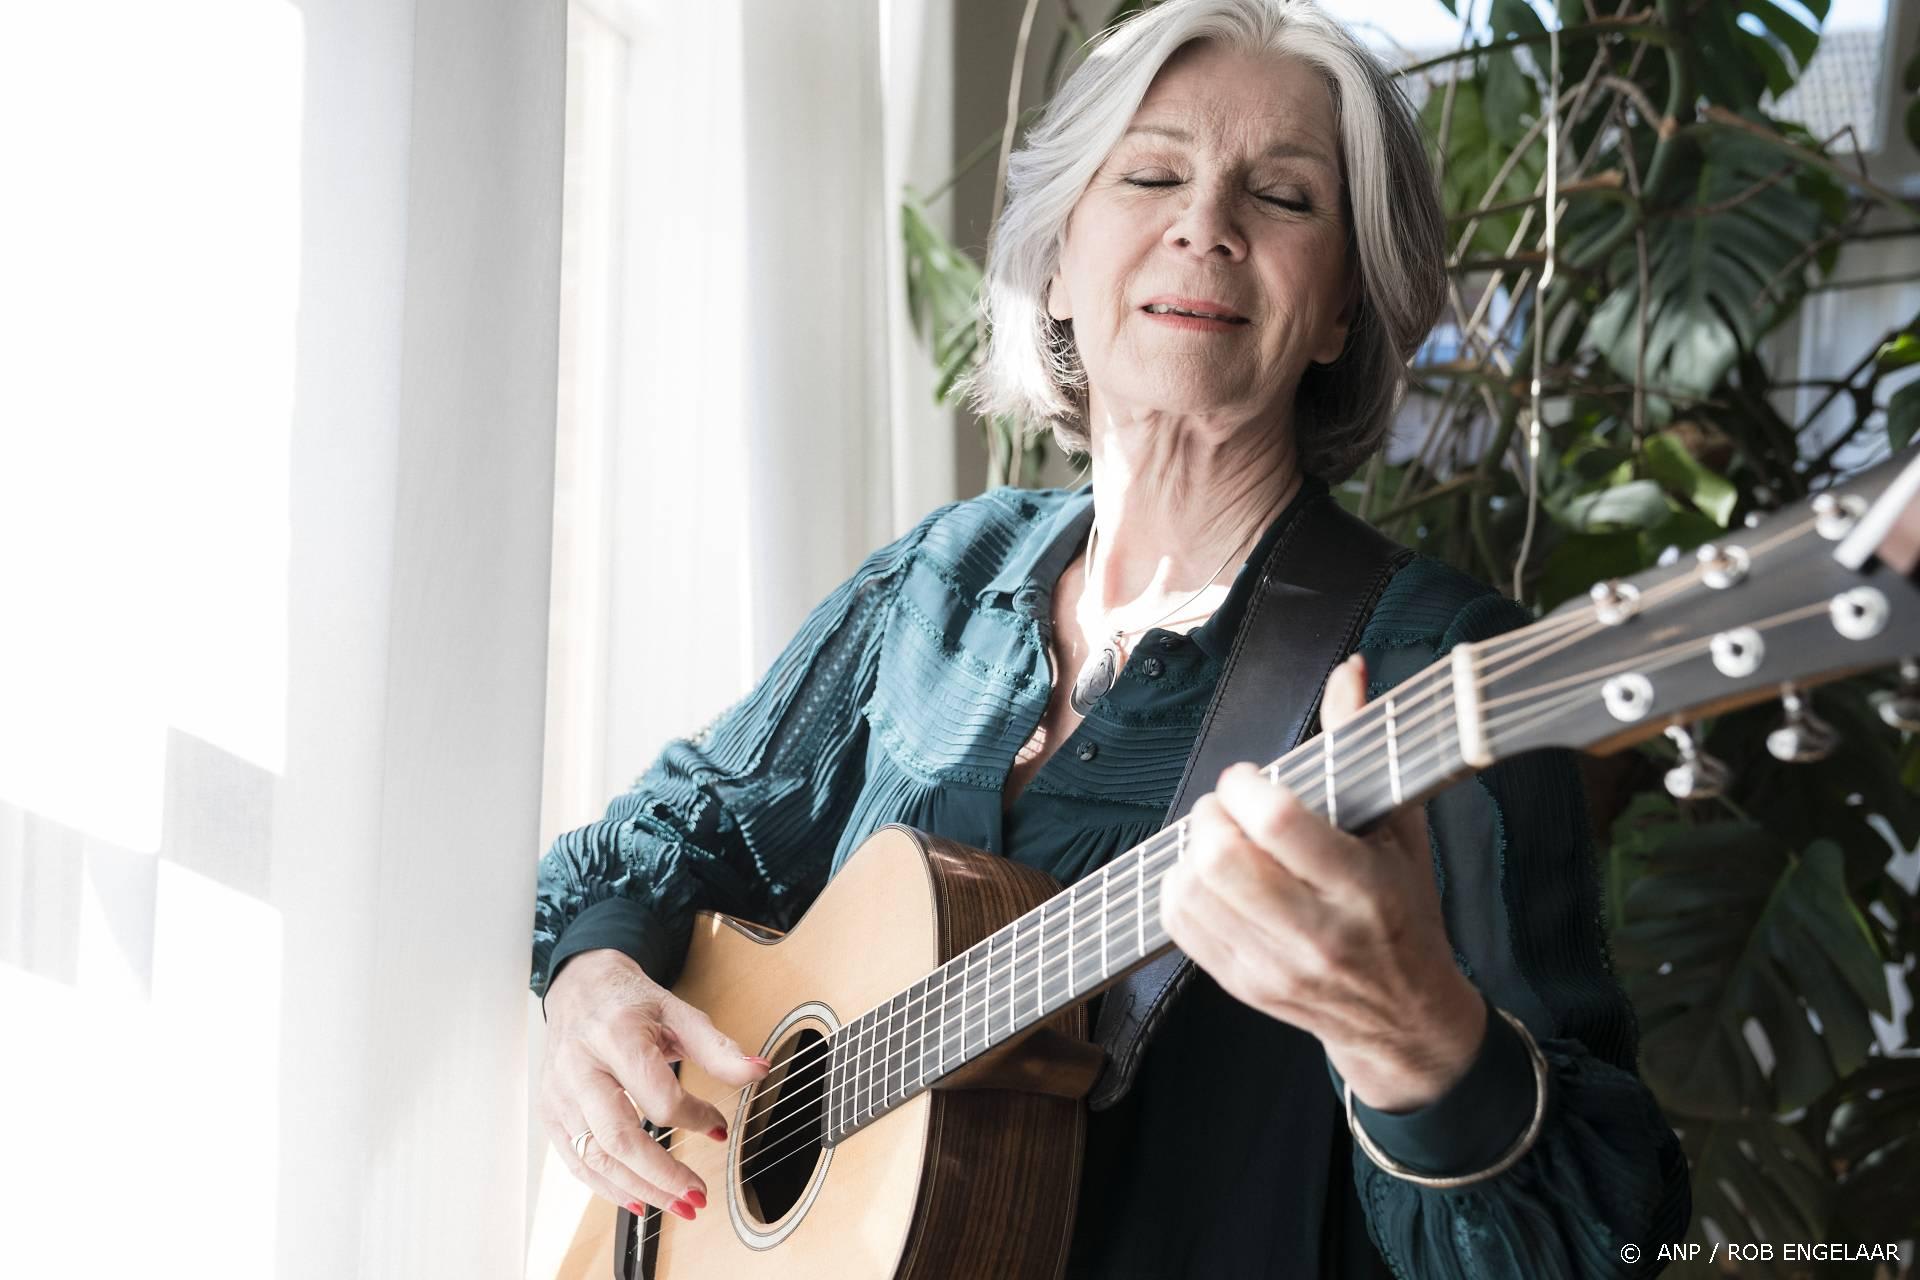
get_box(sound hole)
[738,1027,828,1225]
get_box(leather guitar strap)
[1087,482,1413,1111]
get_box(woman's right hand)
[539,948,770,1220]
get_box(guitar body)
[637,825,1094,1280]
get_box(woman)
[532,1,1693,1275]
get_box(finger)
[1380,801,1432,865]
[598,1016,732,1138]
[1321,653,1369,731]
[1161,848,1318,1021]
[1212,762,1351,889]
[542,1105,686,1220]
[1184,791,1319,928]
[576,1066,708,1207]
[661,995,772,1093]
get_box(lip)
[1139,295,1250,323]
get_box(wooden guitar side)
[625,825,1088,1280]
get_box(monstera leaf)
[1586,127,1843,404]
[1617,821,1891,1118]
[1820,1055,1920,1246]
[1689,0,1829,111]
[1663,1113,1831,1278]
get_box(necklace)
[1067,507,1268,716]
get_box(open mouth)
[1140,303,1249,324]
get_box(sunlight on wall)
[0,2,302,1275]
[0,0,301,852]
[0,864,284,1275]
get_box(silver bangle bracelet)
[1344,1006,1550,1189]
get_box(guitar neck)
[821,446,1920,1145]
[821,666,1475,1144]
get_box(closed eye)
[1121,176,1309,212]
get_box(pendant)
[1070,641,1119,715]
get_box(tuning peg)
[1766,684,1838,763]
[1663,724,1732,800]
[1876,658,1920,733]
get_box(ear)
[1045,266,1073,323]
[1310,264,1358,367]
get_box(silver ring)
[570,1127,593,1161]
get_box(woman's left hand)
[1159,652,1488,1113]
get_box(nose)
[1163,182,1247,261]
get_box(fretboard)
[820,663,1472,1145]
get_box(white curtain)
[524,0,959,1268]
[0,0,958,1273]
[0,2,565,1277]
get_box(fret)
[1005,919,1020,1041]
[935,963,950,1079]
[985,931,1005,1047]
[913,982,929,1090]
[960,945,977,1060]
[853,1010,868,1122]
[1386,695,1402,806]
[829,1028,844,1139]
[842,1025,855,1134]
[917,974,938,1087]
[1449,642,1491,768]
[1043,895,1073,1016]
[1067,880,1080,996]
[1324,723,1338,827]
[1099,869,1110,979]
[1121,852,1136,959]
[891,987,909,1100]
[863,1006,881,1121]
[948,955,967,1065]
[903,978,927,1092]
[1035,902,1048,1022]
[886,991,908,1108]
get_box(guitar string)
[659,581,1841,1194]
[639,553,1794,1172]
[620,516,1827,1210]
[635,550,1802,1175]
[630,588,1839,1242]
[641,541,1843,1251]
[652,587,1622,1152]
[644,622,1604,1184]
[627,658,1472,1196]
[632,648,1468,1158]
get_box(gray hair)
[956,0,1447,483]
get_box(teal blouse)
[531,477,1692,1277]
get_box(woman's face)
[1047,42,1353,432]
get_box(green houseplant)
[904,1,1920,1272]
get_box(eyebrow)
[1120,122,1334,168]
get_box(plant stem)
[1394,13,1672,80]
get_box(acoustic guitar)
[558,448,1920,1280]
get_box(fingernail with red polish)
[625,1201,645,1216]
[684,1188,707,1210]
[708,1125,728,1142]
[669,1198,695,1221]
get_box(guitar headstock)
[1474,448,1920,791]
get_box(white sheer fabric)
[0,1,565,1276]
[0,0,953,1274]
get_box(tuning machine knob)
[1876,658,1920,733]
[1765,684,1837,763]
[1663,723,1731,800]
